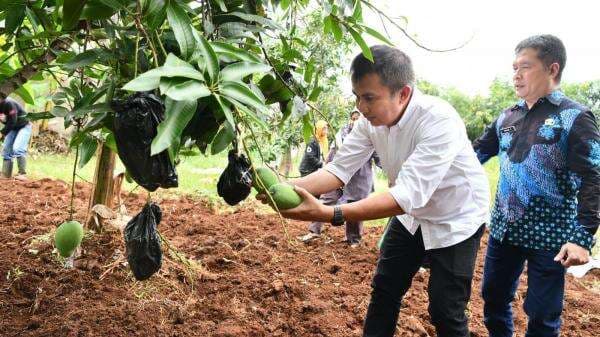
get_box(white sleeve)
[325,118,374,184]
[389,114,464,215]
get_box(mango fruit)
[54,220,84,258]
[268,183,302,210]
[253,167,278,193]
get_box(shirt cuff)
[325,162,352,185]
[568,223,596,251]
[388,184,412,215]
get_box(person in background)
[473,34,599,337]
[299,110,379,247]
[0,96,31,181]
[298,120,328,177]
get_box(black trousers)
[364,217,484,337]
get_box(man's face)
[352,73,410,127]
[513,48,558,103]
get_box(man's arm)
[472,118,500,164]
[291,168,344,196]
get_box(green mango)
[54,220,84,258]
[268,183,302,210]
[253,167,278,193]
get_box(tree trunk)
[278,146,292,177]
[86,143,116,231]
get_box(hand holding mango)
[253,167,303,210]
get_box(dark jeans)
[482,236,566,337]
[364,217,484,337]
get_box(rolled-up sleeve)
[389,114,464,215]
[325,118,374,185]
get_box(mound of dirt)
[0,179,598,337]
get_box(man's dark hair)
[515,34,566,82]
[350,45,415,93]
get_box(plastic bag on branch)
[112,92,178,192]
[217,150,253,205]
[124,202,162,281]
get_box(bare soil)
[1,178,598,337]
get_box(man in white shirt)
[266,45,491,336]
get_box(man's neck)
[525,84,558,109]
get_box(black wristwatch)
[331,205,344,226]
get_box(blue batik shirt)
[473,90,600,251]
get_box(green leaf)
[219,81,268,113]
[144,0,167,29]
[214,0,227,12]
[71,103,112,118]
[14,87,34,105]
[308,86,323,102]
[330,18,343,41]
[62,0,87,30]
[214,95,235,130]
[231,100,268,131]
[217,11,282,30]
[210,42,262,63]
[347,25,373,62]
[81,2,116,20]
[165,80,212,101]
[151,98,197,156]
[51,106,70,118]
[210,121,235,155]
[303,59,315,84]
[323,15,333,35]
[63,49,99,70]
[99,0,126,10]
[166,1,195,59]
[220,62,271,82]
[195,33,219,83]
[352,0,362,20]
[361,25,393,46]
[122,69,162,91]
[5,4,25,33]
[302,114,313,144]
[78,135,98,169]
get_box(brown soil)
[1,178,598,337]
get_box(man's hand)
[279,185,332,222]
[554,242,590,267]
[256,185,332,222]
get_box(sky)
[349,0,600,96]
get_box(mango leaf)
[232,101,268,131]
[151,98,197,156]
[360,24,393,46]
[123,56,205,91]
[63,49,99,70]
[220,62,271,82]
[78,135,98,169]
[144,0,166,29]
[99,0,126,10]
[14,86,34,105]
[214,95,235,130]
[210,121,235,155]
[210,42,262,63]
[81,2,116,20]
[346,25,373,62]
[195,33,219,84]
[166,1,195,59]
[308,86,323,102]
[165,80,212,101]
[71,103,112,118]
[330,17,343,41]
[219,81,268,113]
[51,106,70,117]
[302,114,313,144]
[217,11,282,30]
[214,0,227,12]
[62,0,87,30]
[352,0,362,20]
[122,69,162,91]
[5,4,25,33]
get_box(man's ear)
[398,85,413,105]
[549,62,560,82]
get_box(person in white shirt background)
[258,45,491,337]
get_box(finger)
[563,253,577,267]
[292,185,312,200]
[554,245,567,262]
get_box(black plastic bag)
[124,202,162,281]
[217,150,253,205]
[112,92,178,192]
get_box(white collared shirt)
[325,89,490,249]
